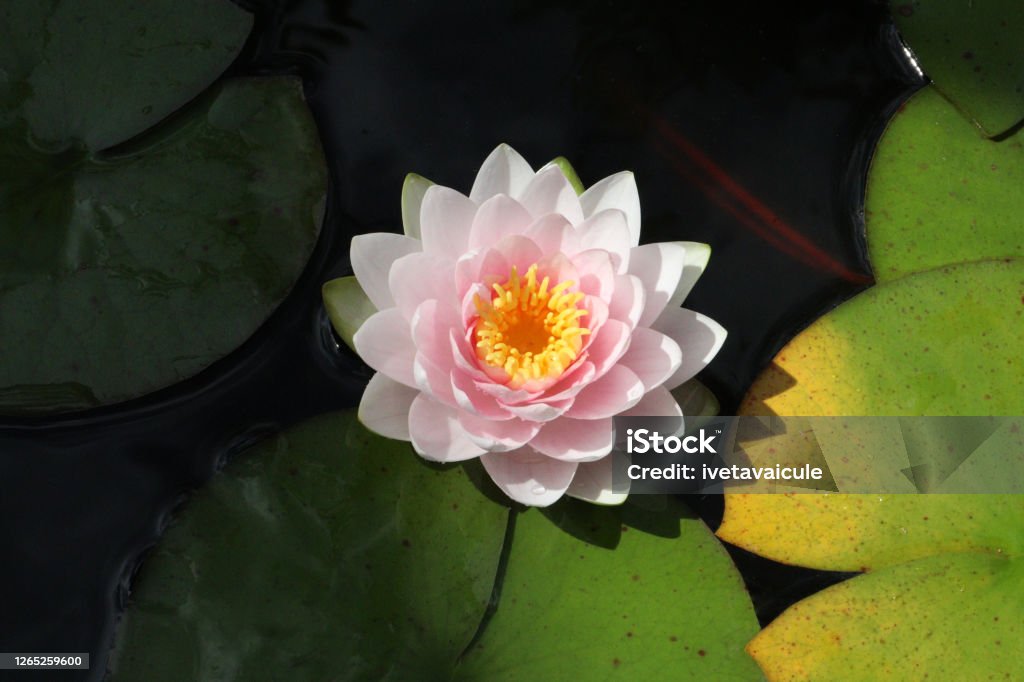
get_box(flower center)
[473,263,589,387]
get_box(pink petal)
[470,144,535,203]
[579,171,641,246]
[481,448,578,507]
[458,413,542,452]
[525,213,580,255]
[420,186,478,258]
[410,299,459,373]
[571,249,615,300]
[530,416,613,462]
[390,251,455,319]
[357,373,419,441]
[408,394,487,462]
[506,399,573,422]
[583,319,631,378]
[566,457,628,505]
[608,274,646,329]
[468,195,535,250]
[353,308,417,388]
[451,369,514,420]
[351,233,421,311]
[652,308,728,389]
[517,165,584,224]
[565,364,645,419]
[477,236,546,283]
[618,327,682,391]
[627,242,687,327]
[576,209,632,272]
[413,353,457,407]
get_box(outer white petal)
[351,233,420,311]
[627,242,687,328]
[408,394,487,462]
[575,208,632,272]
[652,308,728,389]
[401,173,434,239]
[566,457,628,506]
[517,165,584,224]
[481,448,578,507]
[664,242,711,310]
[579,171,641,246]
[420,185,477,258]
[358,373,419,441]
[619,385,684,418]
[470,143,534,203]
[352,308,417,388]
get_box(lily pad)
[108,411,511,681]
[454,500,764,681]
[719,495,1024,681]
[893,0,1024,137]
[0,0,326,413]
[866,87,1024,282]
[728,78,1024,679]
[111,411,763,680]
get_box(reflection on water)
[0,1,923,678]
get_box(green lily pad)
[0,0,326,413]
[108,411,511,681]
[866,87,1024,283]
[454,500,764,681]
[720,494,1024,681]
[893,0,1024,137]
[730,79,1024,679]
[111,410,763,680]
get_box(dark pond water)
[0,1,923,679]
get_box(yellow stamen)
[473,263,590,387]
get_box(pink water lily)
[323,144,726,506]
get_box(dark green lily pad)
[111,411,763,681]
[0,0,326,413]
[894,0,1024,136]
[108,411,511,681]
[454,500,764,681]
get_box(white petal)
[517,165,584,224]
[351,233,420,311]
[525,213,580,255]
[618,327,682,391]
[652,308,727,389]
[576,209,632,272]
[665,242,711,309]
[565,364,645,419]
[409,394,487,462]
[389,252,454,319]
[619,385,684,418]
[401,173,434,239]
[481,448,578,507]
[470,144,534,203]
[531,417,613,462]
[566,457,628,505]
[468,194,534,250]
[627,242,687,327]
[420,186,477,258]
[352,308,417,388]
[579,171,641,246]
[358,373,419,440]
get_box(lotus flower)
[323,144,726,506]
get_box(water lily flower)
[323,144,726,506]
